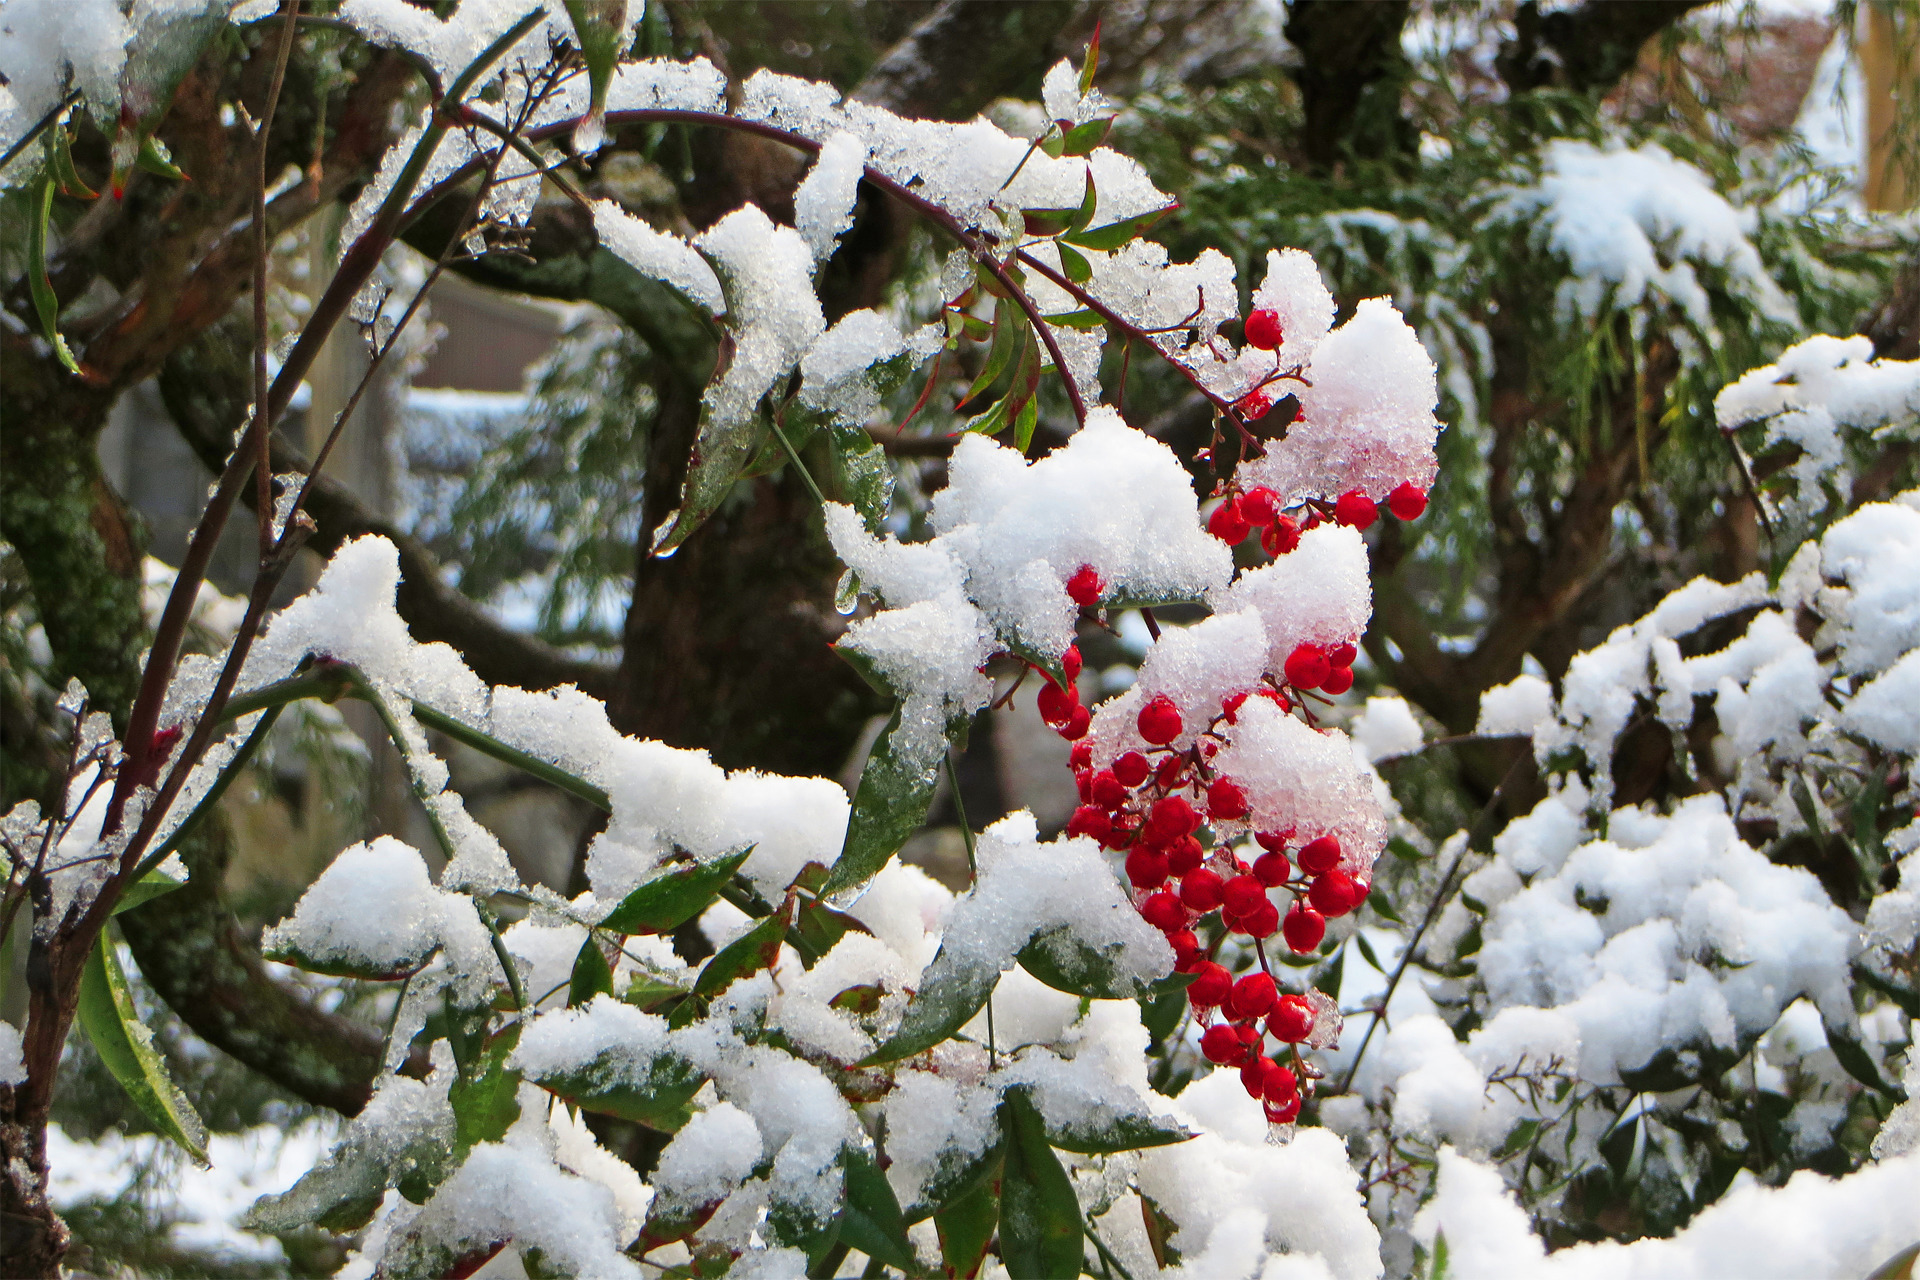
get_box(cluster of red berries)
[1207,485,1302,557]
[1283,640,1358,697]
[1035,643,1092,741]
[1211,482,1429,550]
[1051,675,1372,1124]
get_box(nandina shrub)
[2,4,1917,1279]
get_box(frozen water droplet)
[834,568,860,615]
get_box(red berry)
[1075,770,1093,802]
[1137,695,1183,745]
[1167,836,1205,875]
[1140,892,1186,931]
[1244,308,1284,350]
[1146,795,1198,843]
[1112,751,1151,788]
[1208,498,1251,545]
[1320,665,1354,696]
[1262,515,1301,556]
[1037,680,1079,727]
[1061,644,1083,683]
[1180,867,1227,912]
[1269,993,1315,1042]
[1154,754,1189,788]
[1207,777,1249,821]
[1220,690,1251,724]
[1187,961,1232,1007]
[1282,902,1326,954]
[1061,704,1091,740]
[1227,971,1278,1019]
[1255,829,1292,853]
[1240,899,1279,938]
[1329,642,1357,668]
[1334,490,1377,529]
[1066,565,1104,607]
[1236,387,1273,420]
[1066,806,1112,844]
[1242,1054,1276,1098]
[1284,644,1330,690]
[1070,742,1093,770]
[1263,1062,1299,1103]
[1309,870,1360,918]
[1200,1023,1248,1065]
[1222,874,1267,918]
[1387,481,1428,521]
[1091,769,1128,810]
[1297,835,1341,876]
[1239,487,1281,525]
[1166,928,1200,959]
[1253,849,1291,887]
[1264,1092,1303,1124]
[1125,845,1170,889]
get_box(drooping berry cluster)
[1052,674,1371,1124]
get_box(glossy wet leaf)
[569,935,617,1007]
[821,704,948,899]
[599,845,755,934]
[836,1147,917,1273]
[78,931,208,1163]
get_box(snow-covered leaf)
[997,1088,1082,1279]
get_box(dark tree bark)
[1282,0,1418,172]
[1497,0,1717,97]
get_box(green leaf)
[862,932,1003,1065]
[449,1024,524,1154]
[1003,328,1043,449]
[1354,932,1383,973]
[1060,117,1113,156]
[134,134,185,181]
[599,846,756,935]
[997,1089,1082,1280]
[562,0,626,136]
[652,400,773,555]
[1013,394,1039,453]
[789,896,873,966]
[28,174,81,376]
[1079,21,1102,94]
[78,931,208,1163]
[1064,204,1177,252]
[50,125,96,198]
[1824,1018,1898,1097]
[1492,1117,1542,1162]
[107,0,226,197]
[961,393,1011,437]
[822,704,945,899]
[1138,971,1195,1049]
[836,1147,917,1273]
[522,1042,706,1130]
[620,968,690,1012]
[1067,167,1099,237]
[1017,924,1142,1000]
[1058,242,1093,284]
[1367,886,1404,925]
[959,298,1019,409]
[934,1174,1000,1279]
[1864,1241,1920,1280]
[569,935,616,1007]
[1046,1107,1191,1156]
[823,421,894,533]
[1040,308,1106,330]
[112,868,185,915]
[243,1146,390,1235]
[692,910,787,998]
